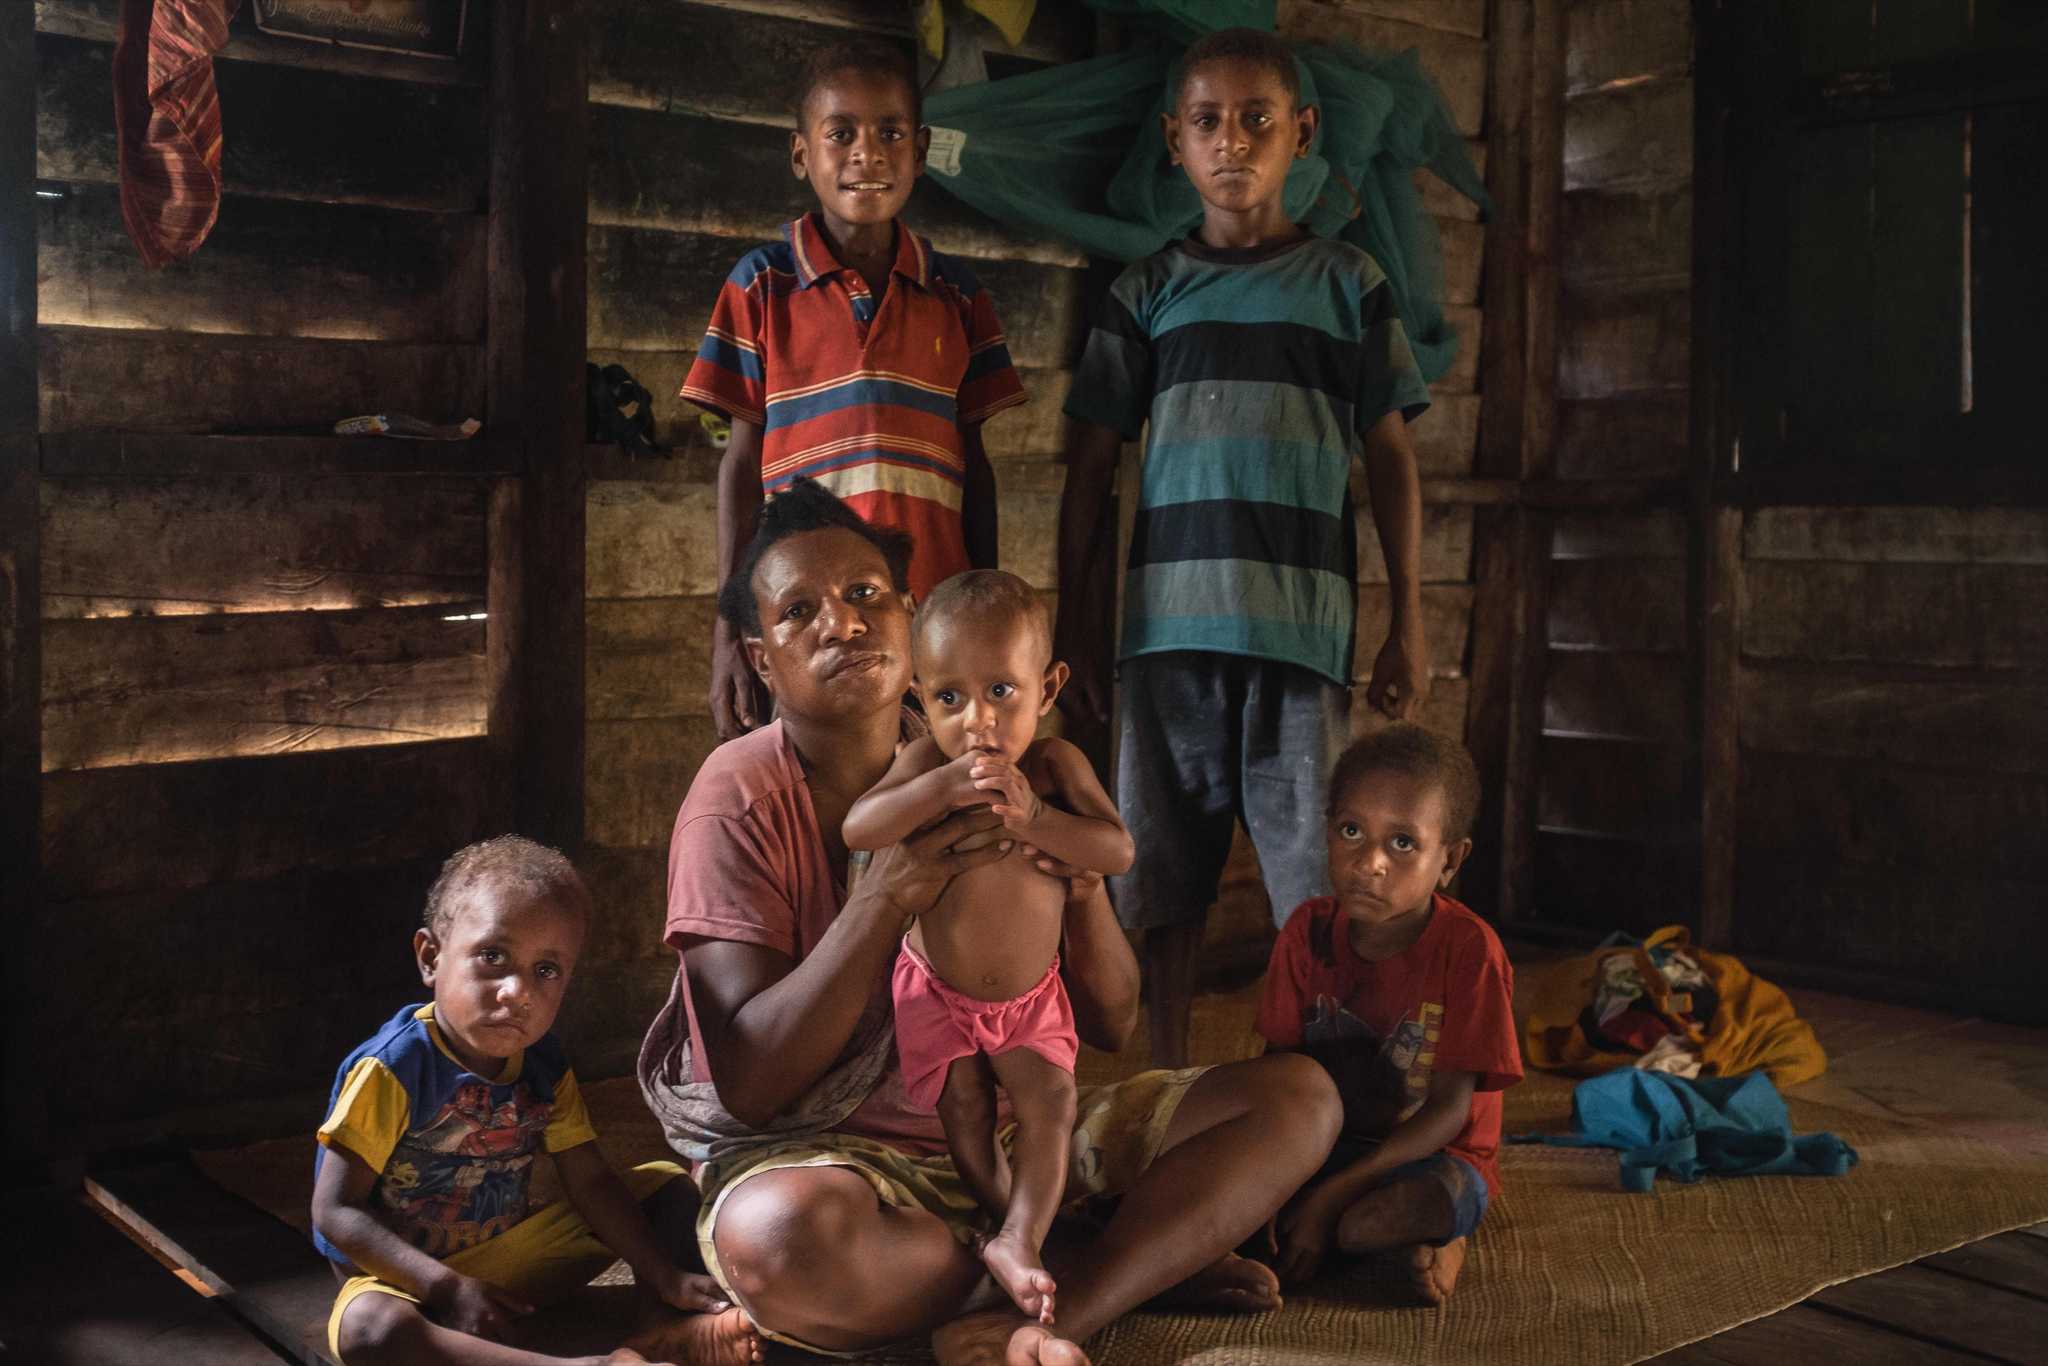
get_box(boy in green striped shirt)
[1054,27,1434,1069]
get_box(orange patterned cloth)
[1522,926,1828,1088]
[114,0,238,267]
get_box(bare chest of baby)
[909,841,1068,1003]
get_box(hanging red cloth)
[113,0,239,268]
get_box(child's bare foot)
[931,1309,1089,1366]
[1146,1252,1282,1314]
[979,1230,1057,1324]
[622,1306,764,1365]
[1405,1237,1467,1306]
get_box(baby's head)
[413,836,592,1074]
[912,570,1065,762]
[1325,724,1480,927]
[1164,27,1317,217]
[789,38,926,232]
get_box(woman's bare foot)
[1146,1252,1282,1314]
[979,1230,1057,1324]
[1405,1237,1467,1306]
[621,1306,764,1365]
[931,1309,1090,1366]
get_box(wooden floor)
[1650,1226,2048,1365]
[14,1166,2045,1365]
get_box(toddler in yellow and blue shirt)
[309,836,762,1366]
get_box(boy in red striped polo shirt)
[687,41,1029,739]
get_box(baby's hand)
[972,756,1042,831]
[941,748,989,809]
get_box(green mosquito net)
[922,13,1487,381]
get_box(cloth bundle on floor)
[1517,1070,1859,1193]
[1521,926,1828,1087]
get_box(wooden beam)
[1463,505,1552,920]
[38,326,484,434]
[1466,0,1564,921]
[1694,507,1740,945]
[1476,0,1530,484]
[486,0,589,849]
[1720,466,2048,508]
[39,431,519,479]
[1524,0,1564,479]
[1691,0,1739,946]
[43,606,486,772]
[4,1186,298,1365]
[37,0,490,87]
[38,184,485,344]
[87,1160,342,1365]
[37,32,489,213]
[0,0,43,1160]
[41,474,488,617]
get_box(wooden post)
[1,2,43,1157]
[1691,0,1740,944]
[1465,0,1564,920]
[1695,507,1741,945]
[486,0,589,850]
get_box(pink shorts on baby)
[891,938,1079,1111]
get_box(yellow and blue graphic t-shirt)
[312,1003,597,1264]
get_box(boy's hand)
[428,1273,533,1341]
[1057,639,1112,730]
[711,635,764,740]
[1269,1193,1340,1287]
[644,1261,735,1315]
[1365,628,1430,721]
[972,756,1042,830]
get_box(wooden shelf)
[39,431,521,478]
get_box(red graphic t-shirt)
[1256,893,1522,1195]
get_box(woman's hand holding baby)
[866,806,1012,922]
[643,1261,736,1315]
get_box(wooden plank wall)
[1540,2,2048,1022]
[30,3,498,1140]
[577,0,1493,1011]
[1732,510,2048,1020]
[1531,0,1693,933]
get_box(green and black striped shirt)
[1064,234,1430,686]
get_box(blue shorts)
[1112,652,1350,932]
[1318,1142,1490,1245]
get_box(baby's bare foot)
[1146,1252,1282,1314]
[932,1310,1090,1366]
[622,1306,764,1366]
[1404,1236,1468,1306]
[979,1230,1057,1324]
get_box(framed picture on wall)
[253,0,469,60]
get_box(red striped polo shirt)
[681,213,1028,600]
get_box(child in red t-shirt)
[1255,724,1521,1304]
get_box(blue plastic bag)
[1515,1070,1859,1194]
